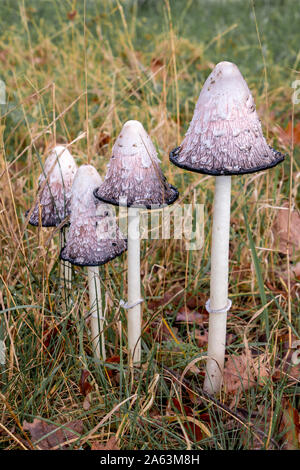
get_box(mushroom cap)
[94,120,179,209]
[170,61,284,176]
[27,145,77,227]
[60,164,127,267]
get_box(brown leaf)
[91,436,119,450]
[105,355,120,378]
[228,406,276,450]
[292,262,300,279]
[150,57,164,75]
[150,57,165,81]
[223,353,269,393]
[176,306,205,325]
[79,369,92,397]
[280,399,300,450]
[161,321,179,342]
[171,398,208,442]
[43,320,60,349]
[67,10,77,21]
[43,319,72,350]
[23,419,83,450]
[106,355,120,364]
[148,284,205,311]
[147,284,182,310]
[94,131,110,152]
[273,333,300,382]
[0,49,8,64]
[194,329,208,347]
[285,121,300,145]
[272,204,300,256]
[186,294,206,310]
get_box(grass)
[0,0,299,450]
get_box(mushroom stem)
[204,175,231,394]
[60,228,72,291]
[88,266,106,361]
[127,206,141,365]
[0,319,5,381]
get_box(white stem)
[204,176,231,394]
[88,266,106,361]
[0,338,5,371]
[60,228,72,291]
[128,207,141,365]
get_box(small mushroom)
[27,145,77,227]
[60,164,127,360]
[169,61,285,394]
[26,145,77,293]
[94,120,179,365]
[94,120,178,208]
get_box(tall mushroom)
[60,164,127,360]
[27,145,77,293]
[94,120,179,365]
[169,61,284,394]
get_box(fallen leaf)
[91,436,119,450]
[226,406,276,450]
[67,10,77,21]
[0,49,8,64]
[105,355,120,378]
[273,333,300,382]
[23,418,83,450]
[94,131,110,152]
[150,57,164,75]
[172,398,205,442]
[186,294,206,310]
[161,321,179,342]
[43,320,60,349]
[176,306,205,325]
[79,370,92,409]
[148,284,206,312]
[223,353,269,393]
[79,370,92,397]
[272,204,300,256]
[43,319,72,351]
[285,121,300,146]
[279,399,300,450]
[106,355,120,364]
[148,284,182,310]
[292,262,300,279]
[194,329,208,347]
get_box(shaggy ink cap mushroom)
[170,61,285,176]
[94,120,179,209]
[60,164,127,267]
[27,145,77,227]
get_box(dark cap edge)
[59,243,127,267]
[93,185,179,209]
[169,146,285,176]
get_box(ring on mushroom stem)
[94,119,179,366]
[119,298,144,310]
[169,61,285,395]
[205,299,232,314]
[60,164,127,361]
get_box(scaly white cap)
[94,120,179,209]
[28,145,77,227]
[170,61,284,175]
[60,164,127,266]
